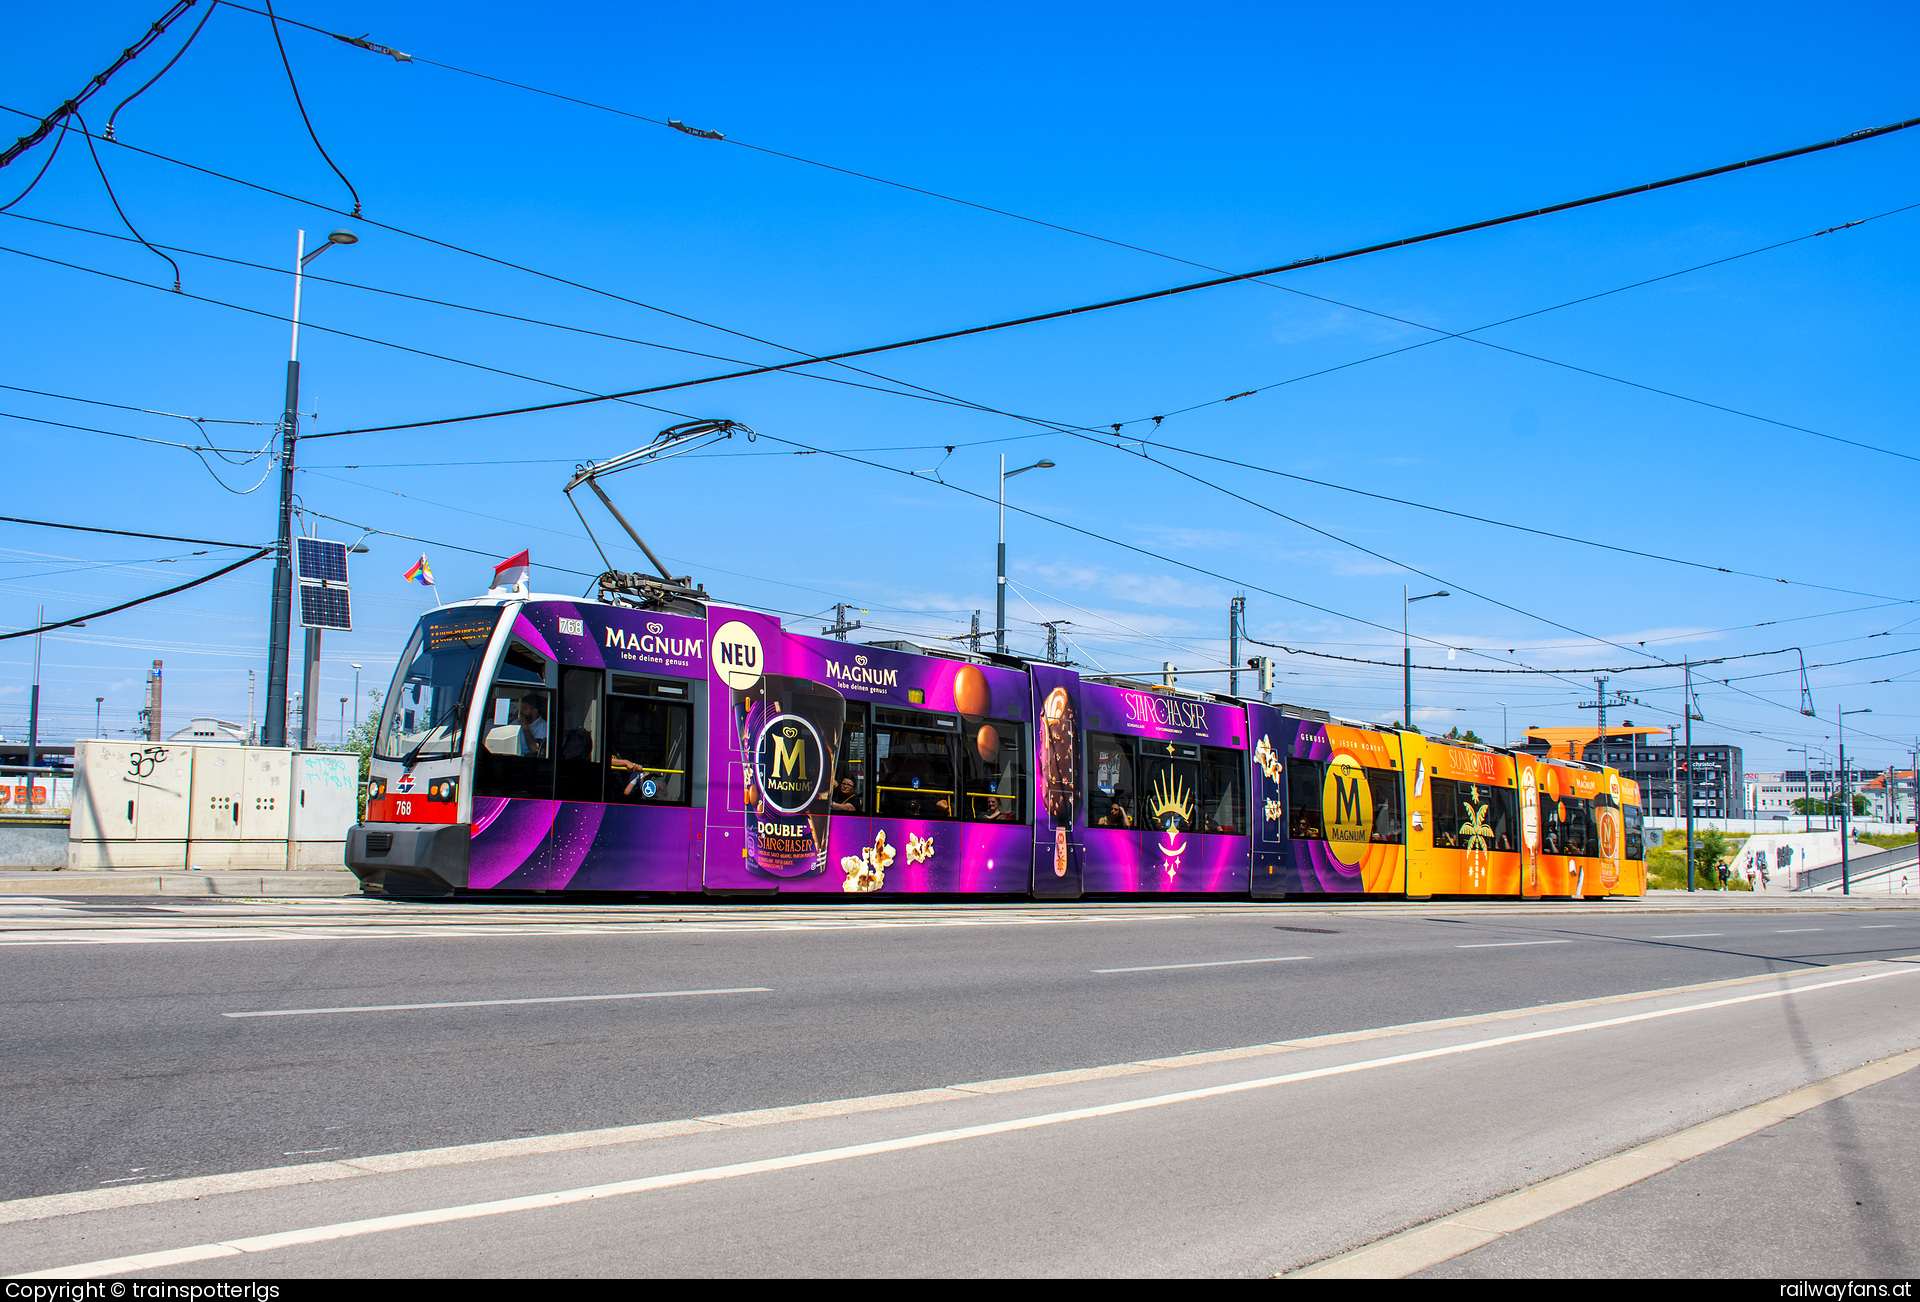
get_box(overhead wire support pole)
[263,229,304,748]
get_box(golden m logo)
[1332,775,1362,826]
[769,732,809,782]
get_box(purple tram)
[346,590,1639,900]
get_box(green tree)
[1790,794,1871,816]
[1444,726,1485,744]
[341,690,382,820]
[1694,829,1734,887]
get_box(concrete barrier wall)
[0,822,67,868]
[1646,817,1914,837]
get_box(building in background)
[1745,769,1891,821]
[1517,726,1744,819]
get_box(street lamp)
[339,696,349,747]
[1839,706,1872,895]
[1403,587,1448,730]
[1497,701,1508,749]
[350,663,363,735]
[996,456,1055,653]
[265,228,359,750]
[94,697,103,738]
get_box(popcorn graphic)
[841,830,897,893]
[1264,797,1284,825]
[905,833,935,865]
[1252,735,1283,783]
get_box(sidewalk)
[1412,1053,1920,1277]
[0,869,360,897]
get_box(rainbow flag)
[403,555,435,587]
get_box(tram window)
[1288,758,1325,840]
[1198,747,1245,834]
[873,726,957,820]
[1541,794,1597,856]
[962,719,1025,823]
[606,695,692,805]
[1432,780,1513,852]
[1140,752,1199,834]
[1623,802,1645,860]
[477,686,553,799]
[1087,732,1137,829]
[375,608,502,764]
[1368,767,1404,844]
[833,702,869,814]
[497,641,547,686]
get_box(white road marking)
[1860,925,1899,929]
[0,911,1201,947]
[1774,928,1824,933]
[224,988,772,1018]
[1455,940,1572,949]
[21,963,1916,1280]
[1092,956,1311,973]
[1652,933,1723,939]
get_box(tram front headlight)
[429,777,459,803]
[367,776,387,802]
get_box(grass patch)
[1856,832,1917,851]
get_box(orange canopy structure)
[1523,725,1667,761]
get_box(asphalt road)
[2,939,1914,1277]
[2,897,1917,1210]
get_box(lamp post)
[1402,587,1448,730]
[1497,701,1508,749]
[1839,706,1871,895]
[265,227,358,749]
[94,697,103,738]
[350,663,362,736]
[996,456,1055,653]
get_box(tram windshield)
[375,607,504,764]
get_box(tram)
[347,582,1645,900]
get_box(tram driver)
[516,694,548,758]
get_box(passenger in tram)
[516,695,548,758]
[980,797,1018,822]
[609,753,650,799]
[1099,799,1133,829]
[830,777,860,813]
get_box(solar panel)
[295,537,350,585]
[299,585,353,631]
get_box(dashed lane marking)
[1091,956,1311,973]
[223,988,772,1017]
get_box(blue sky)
[3,0,1916,773]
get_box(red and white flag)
[492,549,531,591]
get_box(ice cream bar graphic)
[741,674,845,879]
[1038,686,1078,822]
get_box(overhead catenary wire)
[0,242,702,423]
[0,1,201,169]
[73,109,181,291]
[1092,433,1918,605]
[260,0,361,216]
[10,201,1906,610]
[275,109,1920,440]
[0,546,271,640]
[0,515,258,549]
[0,210,1045,419]
[103,0,220,140]
[248,24,1920,467]
[0,105,998,424]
